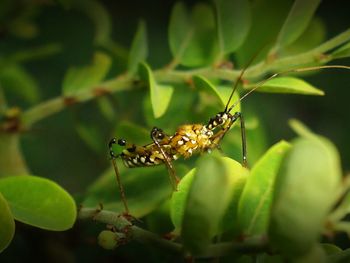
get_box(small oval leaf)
[0,192,15,253]
[0,64,40,104]
[254,77,324,95]
[219,157,248,233]
[193,75,240,112]
[327,248,350,263]
[289,118,317,139]
[181,155,246,254]
[269,135,342,258]
[214,0,251,55]
[275,0,321,49]
[0,175,77,231]
[128,20,148,74]
[328,190,350,223]
[170,168,196,231]
[282,17,326,56]
[332,41,350,59]
[237,140,291,235]
[62,51,112,95]
[168,2,217,67]
[139,62,174,118]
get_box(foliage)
[0,0,350,261]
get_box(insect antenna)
[227,65,350,113]
[224,64,248,113]
[224,46,269,113]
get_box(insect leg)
[232,112,248,167]
[208,114,247,167]
[150,127,179,190]
[108,138,129,214]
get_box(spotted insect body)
[115,111,238,169]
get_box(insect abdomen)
[120,145,179,168]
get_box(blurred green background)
[1,0,350,261]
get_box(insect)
[109,64,350,214]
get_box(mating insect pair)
[109,64,350,215]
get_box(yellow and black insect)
[109,64,350,214]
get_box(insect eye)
[117,139,126,146]
[157,132,165,139]
[217,117,223,124]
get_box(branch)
[21,76,134,128]
[18,28,350,128]
[78,207,268,258]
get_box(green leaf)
[214,0,251,55]
[0,192,15,253]
[181,155,245,254]
[282,17,326,56]
[333,222,350,237]
[217,85,241,113]
[329,191,350,223]
[293,244,327,263]
[83,165,188,218]
[237,141,291,235]
[139,62,174,118]
[0,64,40,104]
[170,168,196,232]
[275,0,321,49]
[328,248,350,263]
[238,141,290,235]
[74,0,111,46]
[332,41,350,59]
[168,2,217,67]
[0,175,77,231]
[128,20,148,74]
[219,158,248,233]
[244,116,268,164]
[172,161,247,234]
[269,135,342,258]
[193,75,241,112]
[322,243,342,255]
[62,51,112,95]
[74,0,128,59]
[254,77,324,95]
[235,1,292,65]
[143,84,195,129]
[289,118,318,139]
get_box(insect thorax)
[206,112,233,130]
